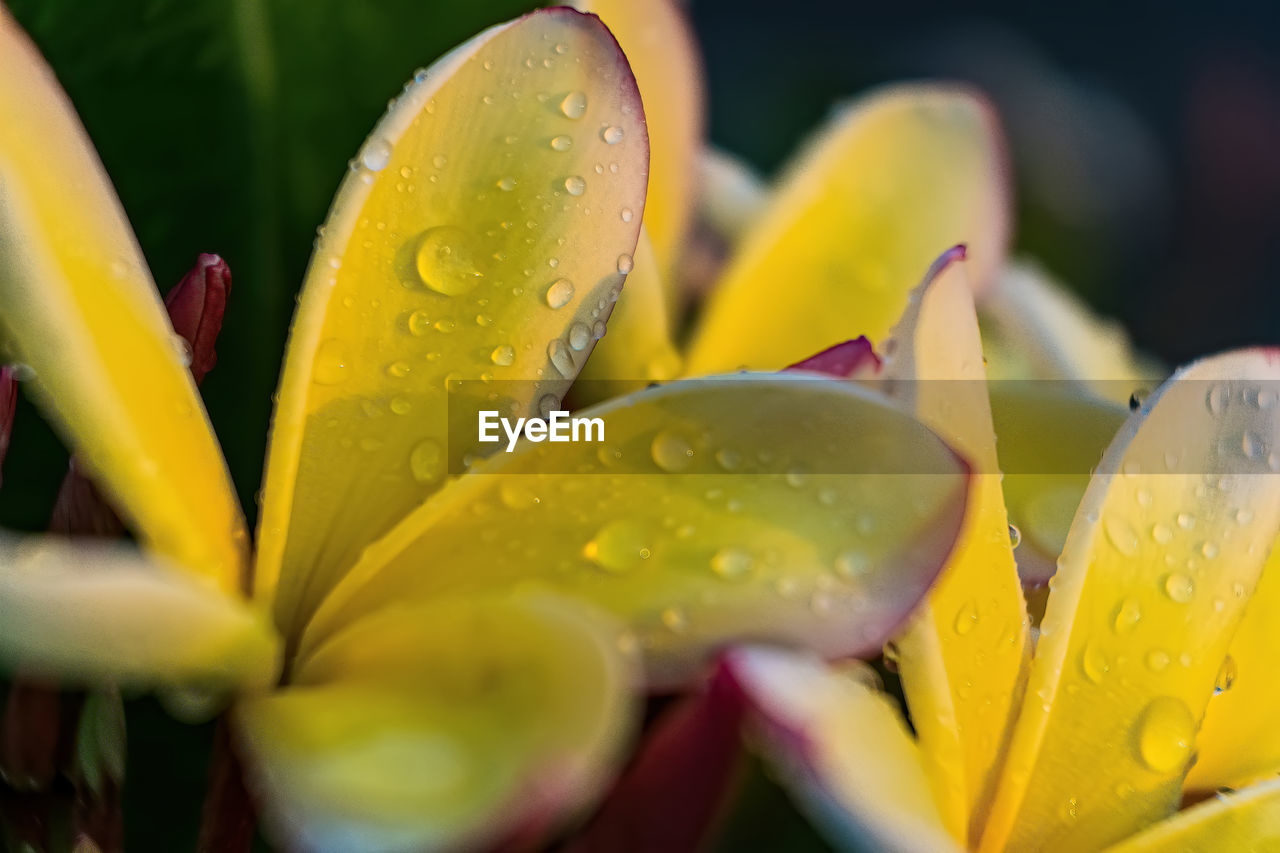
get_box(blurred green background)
[3,0,1279,848]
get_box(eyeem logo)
[478,410,605,452]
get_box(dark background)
[3,1,1280,848]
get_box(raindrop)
[413,226,485,295]
[564,175,586,196]
[548,339,575,377]
[1151,523,1173,545]
[620,207,634,223]
[1201,541,1220,560]
[1206,384,1230,416]
[1081,642,1110,683]
[434,318,456,334]
[651,430,695,472]
[1163,573,1195,604]
[711,547,755,581]
[550,135,572,152]
[1177,512,1196,531]
[617,253,634,274]
[537,394,559,419]
[312,339,350,385]
[1007,523,1022,550]
[497,176,517,192]
[389,397,412,415]
[1135,697,1194,772]
[714,448,743,471]
[1104,514,1141,557]
[953,600,979,636]
[601,125,624,144]
[1145,649,1170,672]
[1214,656,1237,694]
[407,309,431,336]
[559,91,588,119]
[834,549,869,580]
[545,278,575,309]
[567,322,592,351]
[1113,598,1142,634]
[490,345,515,366]
[386,360,411,379]
[1242,431,1265,460]
[409,439,444,483]
[499,481,540,510]
[361,138,392,171]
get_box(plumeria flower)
[0,4,980,850]
[716,248,1280,851]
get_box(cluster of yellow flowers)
[0,1,1278,851]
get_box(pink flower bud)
[164,253,231,387]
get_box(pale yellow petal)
[0,534,279,693]
[981,260,1163,405]
[571,0,702,273]
[685,85,1010,374]
[0,9,245,589]
[879,251,1030,843]
[302,374,970,690]
[237,594,636,853]
[981,349,1280,851]
[724,646,961,853]
[255,8,649,634]
[575,227,682,400]
[1186,539,1280,792]
[1107,779,1280,853]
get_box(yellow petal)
[237,594,636,853]
[1105,779,1280,852]
[723,646,962,853]
[684,85,1010,374]
[1186,540,1280,792]
[574,227,682,400]
[0,10,245,588]
[981,261,1163,405]
[303,374,970,689]
[981,349,1280,852]
[879,250,1030,843]
[988,383,1128,585]
[0,534,279,693]
[255,8,649,634]
[571,0,702,273]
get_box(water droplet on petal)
[564,175,586,196]
[313,339,350,385]
[559,91,588,119]
[550,135,572,152]
[711,547,755,581]
[1206,384,1230,416]
[409,439,444,483]
[1113,598,1143,634]
[548,339,575,377]
[414,226,484,295]
[1007,523,1022,550]
[1081,642,1110,683]
[496,176,517,192]
[834,549,869,580]
[361,138,392,171]
[490,345,515,366]
[617,253,634,274]
[953,600,979,635]
[1151,523,1173,545]
[601,125,624,144]
[1104,514,1141,557]
[545,278,575,309]
[568,322,591,351]
[1214,656,1237,694]
[1164,573,1195,603]
[407,310,432,336]
[1135,697,1194,772]
[651,430,695,472]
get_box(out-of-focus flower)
[0,4,975,850]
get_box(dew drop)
[409,439,444,484]
[1007,523,1022,550]
[1206,384,1230,416]
[413,226,484,295]
[407,310,432,336]
[559,91,588,119]
[711,547,755,581]
[545,278,575,309]
[360,138,392,171]
[1104,514,1141,557]
[389,397,412,415]
[1151,523,1173,545]
[953,600,979,636]
[1135,697,1194,772]
[550,135,573,152]
[548,339,575,377]
[583,519,652,573]
[714,447,743,471]
[1214,655,1237,694]
[1113,598,1143,634]
[1145,649,1170,672]
[834,549,869,580]
[312,339,350,385]
[499,481,540,510]
[386,360,411,379]
[616,253,634,274]
[564,175,586,196]
[1242,431,1266,460]
[1201,541,1220,560]
[601,125,624,144]
[496,176,517,192]
[651,430,695,472]
[620,207,634,223]
[1163,573,1195,604]
[490,345,515,366]
[1081,642,1111,683]
[1177,512,1196,531]
[537,394,559,419]
[434,318,456,334]
[568,322,592,351]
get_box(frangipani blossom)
[0,5,975,850]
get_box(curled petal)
[255,7,649,634]
[239,594,637,853]
[304,374,970,690]
[722,646,961,853]
[785,338,881,380]
[685,85,1011,374]
[1106,779,1280,852]
[982,349,1280,851]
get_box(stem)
[196,718,256,853]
